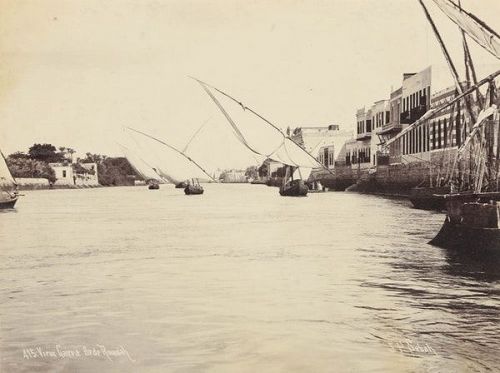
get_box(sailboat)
[0,150,19,209]
[125,127,216,195]
[118,143,164,190]
[193,78,333,196]
[410,0,500,250]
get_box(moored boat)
[409,186,449,211]
[430,193,500,251]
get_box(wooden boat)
[279,166,308,196]
[148,182,160,190]
[175,181,187,189]
[430,193,500,251]
[409,186,449,211]
[279,179,308,196]
[0,150,18,209]
[400,0,500,251]
[184,179,204,195]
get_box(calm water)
[1,184,499,372]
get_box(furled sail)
[118,143,164,182]
[125,127,216,183]
[194,79,326,171]
[431,0,500,59]
[0,150,16,191]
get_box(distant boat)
[125,127,216,194]
[147,180,160,190]
[118,143,165,190]
[184,178,204,195]
[279,166,309,197]
[0,150,19,209]
[194,78,333,197]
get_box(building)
[220,169,247,183]
[387,83,464,165]
[291,125,353,171]
[49,163,74,186]
[49,162,99,187]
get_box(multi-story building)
[386,84,463,165]
[291,125,352,171]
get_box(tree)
[82,152,106,164]
[28,143,65,163]
[97,157,137,186]
[7,156,56,183]
[8,151,29,160]
[66,148,76,163]
[245,165,258,179]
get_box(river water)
[1,184,499,372]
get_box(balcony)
[378,123,403,135]
[356,131,372,140]
[400,104,428,124]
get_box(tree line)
[6,143,139,186]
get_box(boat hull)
[409,186,449,211]
[0,197,18,209]
[148,184,160,190]
[430,218,500,252]
[279,180,308,197]
[184,185,204,195]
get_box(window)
[437,120,442,149]
[443,118,447,147]
[62,170,67,178]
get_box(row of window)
[395,114,466,155]
[318,148,335,167]
[357,119,372,134]
[346,147,371,164]
[402,86,430,113]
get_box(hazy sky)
[1,0,499,168]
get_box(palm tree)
[67,148,76,163]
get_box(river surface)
[1,184,499,372]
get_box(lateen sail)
[432,0,500,59]
[0,150,16,191]
[118,143,164,182]
[125,127,216,183]
[195,79,326,171]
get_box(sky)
[0,0,499,169]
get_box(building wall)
[50,164,75,186]
[49,162,100,186]
[401,66,431,125]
